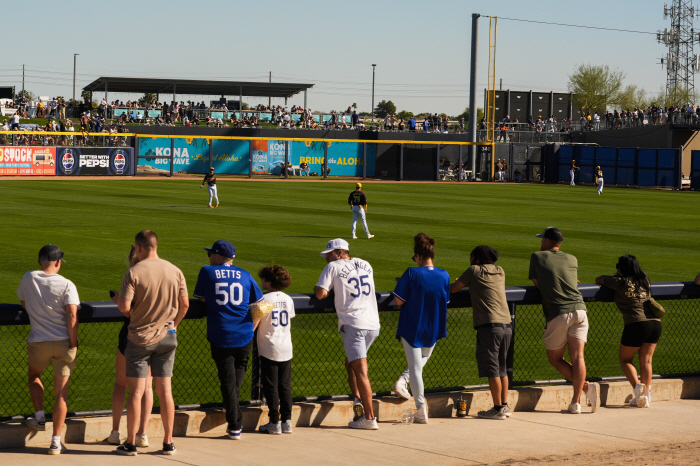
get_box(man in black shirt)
[347,183,374,239]
[200,167,219,208]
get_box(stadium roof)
[82,77,314,99]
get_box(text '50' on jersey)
[316,258,380,331]
[193,263,264,348]
[348,190,367,206]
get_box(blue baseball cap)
[204,240,236,258]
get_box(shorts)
[125,332,177,378]
[543,310,588,350]
[117,321,129,355]
[621,320,662,347]
[476,324,512,378]
[340,325,379,362]
[28,339,77,377]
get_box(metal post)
[458,145,463,182]
[362,142,367,180]
[269,71,271,109]
[371,64,376,125]
[284,141,289,179]
[506,302,516,386]
[172,83,176,103]
[399,143,404,181]
[549,91,554,118]
[240,86,243,112]
[436,145,441,181]
[323,141,328,179]
[169,138,174,177]
[105,81,109,112]
[209,139,213,170]
[73,54,79,103]
[21,64,24,97]
[304,89,307,110]
[249,141,253,178]
[468,14,480,177]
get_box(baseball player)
[200,167,219,208]
[569,159,579,186]
[595,166,604,195]
[347,183,374,239]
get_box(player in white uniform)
[595,166,604,195]
[347,183,374,239]
[314,238,380,430]
[200,167,219,208]
[256,265,295,435]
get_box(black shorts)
[476,324,512,378]
[117,320,129,355]
[621,320,662,347]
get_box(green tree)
[141,93,157,105]
[568,64,625,113]
[456,106,484,122]
[397,110,414,120]
[374,100,396,118]
[617,85,650,111]
[663,83,696,107]
[17,89,35,100]
[242,102,249,110]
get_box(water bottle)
[457,396,467,418]
[166,321,176,335]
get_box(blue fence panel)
[637,169,656,186]
[657,149,676,168]
[617,148,636,167]
[596,147,616,163]
[638,149,657,168]
[692,150,700,189]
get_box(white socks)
[52,435,61,445]
[35,410,45,421]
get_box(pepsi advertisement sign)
[56,148,134,176]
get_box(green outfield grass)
[0,179,699,418]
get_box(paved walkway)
[3,400,700,465]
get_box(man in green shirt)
[528,227,598,414]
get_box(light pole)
[371,64,376,124]
[73,54,79,103]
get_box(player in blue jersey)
[391,233,450,424]
[193,240,264,440]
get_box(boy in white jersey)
[257,265,295,435]
[314,238,380,430]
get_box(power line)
[497,16,657,35]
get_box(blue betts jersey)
[193,263,264,348]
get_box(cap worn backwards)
[38,244,65,262]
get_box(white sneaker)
[352,236,357,239]
[586,382,599,413]
[501,404,512,418]
[259,421,282,435]
[638,385,650,408]
[367,235,374,239]
[48,442,67,455]
[631,383,647,407]
[108,430,122,445]
[282,420,293,434]
[568,403,581,414]
[414,407,428,424]
[393,378,411,400]
[135,433,149,447]
[348,417,378,430]
[352,398,364,422]
[26,417,46,431]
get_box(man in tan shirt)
[113,230,189,456]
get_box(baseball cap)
[209,167,215,171]
[356,182,362,189]
[39,244,65,262]
[204,240,236,258]
[535,227,564,242]
[320,238,349,258]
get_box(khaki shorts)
[28,340,77,377]
[543,310,588,350]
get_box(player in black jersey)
[200,167,219,208]
[347,183,374,239]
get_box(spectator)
[513,168,522,183]
[451,245,512,420]
[256,265,295,435]
[18,245,80,455]
[529,227,598,414]
[193,240,264,440]
[314,239,380,430]
[596,256,661,408]
[299,161,309,176]
[391,233,449,424]
[408,115,416,132]
[113,230,189,456]
[351,110,359,128]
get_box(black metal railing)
[1,282,698,421]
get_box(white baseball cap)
[320,238,349,258]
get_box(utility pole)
[657,1,699,104]
[22,64,24,97]
[468,14,480,178]
[73,54,79,103]
[269,71,271,109]
[371,64,376,124]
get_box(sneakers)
[478,407,507,420]
[367,235,374,239]
[208,205,214,208]
[259,421,282,435]
[502,404,512,418]
[282,420,293,434]
[48,442,66,455]
[636,383,649,408]
[108,430,122,445]
[352,236,358,239]
[393,378,411,400]
[568,402,582,414]
[348,416,379,430]
[162,443,176,455]
[587,382,599,413]
[116,442,138,456]
[135,433,149,448]
[26,417,46,431]
[227,429,242,440]
[215,203,219,208]
[414,407,428,424]
[352,398,364,422]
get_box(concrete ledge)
[3,376,699,449]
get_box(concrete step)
[3,377,698,449]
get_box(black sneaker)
[116,442,137,456]
[162,442,176,455]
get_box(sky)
[1,0,674,115]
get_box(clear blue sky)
[1,0,670,115]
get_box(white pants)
[570,170,575,186]
[208,185,219,206]
[498,170,504,181]
[352,205,370,237]
[597,177,604,195]
[399,338,435,409]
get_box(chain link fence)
[1,283,698,421]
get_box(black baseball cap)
[38,244,65,262]
[536,227,563,242]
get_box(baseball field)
[1,178,699,417]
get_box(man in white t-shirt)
[314,238,380,430]
[17,245,80,455]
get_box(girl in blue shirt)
[392,233,450,424]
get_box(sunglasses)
[412,255,416,262]
[207,251,212,257]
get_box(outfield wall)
[0,147,135,176]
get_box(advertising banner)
[56,148,134,176]
[0,146,56,175]
[291,141,375,177]
[251,140,289,174]
[138,137,249,174]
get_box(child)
[257,265,295,434]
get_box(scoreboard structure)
[484,89,584,122]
